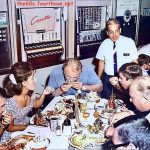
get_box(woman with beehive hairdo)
[1,61,53,142]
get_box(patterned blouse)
[0,95,36,143]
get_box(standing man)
[96,18,138,99]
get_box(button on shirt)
[96,35,138,75]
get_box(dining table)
[10,94,120,150]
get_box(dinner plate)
[101,112,112,119]
[61,95,75,104]
[24,137,50,150]
[68,138,82,150]
[29,116,49,127]
[68,138,95,150]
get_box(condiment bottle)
[62,116,72,136]
[108,94,116,109]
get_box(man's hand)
[1,111,13,126]
[42,86,55,95]
[105,126,114,138]
[109,111,133,125]
[71,82,83,90]
[60,84,72,93]
[109,77,119,86]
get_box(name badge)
[123,53,130,56]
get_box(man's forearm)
[82,84,103,93]
[98,60,104,78]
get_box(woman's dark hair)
[3,62,34,97]
[119,62,142,80]
[0,87,6,98]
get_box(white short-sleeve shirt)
[138,44,150,56]
[96,35,138,75]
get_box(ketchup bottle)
[108,94,116,109]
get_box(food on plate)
[0,135,34,150]
[83,112,90,118]
[68,82,77,87]
[34,114,48,127]
[46,110,59,118]
[70,132,106,149]
[70,133,85,148]
[54,101,73,115]
[93,110,100,118]
[87,118,103,134]
[86,91,100,102]
[63,98,73,104]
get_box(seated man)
[47,58,103,96]
[111,116,150,150]
[109,76,150,124]
[109,62,142,111]
[0,87,13,141]
[138,54,150,75]
[105,76,150,139]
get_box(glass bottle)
[62,116,72,136]
[108,94,116,109]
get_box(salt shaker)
[56,124,61,136]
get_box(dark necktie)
[113,42,117,75]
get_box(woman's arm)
[33,86,54,108]
[6,120,27,132]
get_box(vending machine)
[16,0,67,69]
[75,0,111,59]
[115,0,139,41]
[138,0,150,46]
[0,0,12,74]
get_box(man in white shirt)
[96,18,138,99]
[138,43,150,56]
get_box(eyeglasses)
[64,73,80,82]
[65,74,79,80]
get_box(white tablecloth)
[11,96,108,149]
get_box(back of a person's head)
[119,62,142,80]
[117,117,150,150]
[130,76,150,101]
[106,18,120,31]
[138,54,150,66]
[63,58,82,72]
[3,61,33,97]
